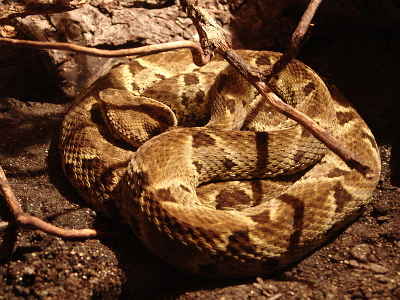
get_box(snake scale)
[59,49,380,278]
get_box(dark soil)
[0,1,399,299]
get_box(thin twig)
[0,165,102,238]
[0,38,208,66]
[267,0,324,78]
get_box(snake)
[59,49,380,278]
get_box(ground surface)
[0,1,400,299]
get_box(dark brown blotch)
[216,74,229,93]
[155,73,166,80]
[284,90,296,103]
[90,103,105,125]
[250,211,270,224]
[227,230,258,256]
[181,92,190,107]
[156,188,177,202]
[253,132,269,176]
[128,60,146,72]
[180,184,191,193]
[326,168,348,178]
[193,160,203,174]
[181,90,205,107]
[361,131,378,151]
[278,194,305,249]
[301,129,312,138]
[81,157,103,171]
[192,131,216,148]
[127,61,147,91]
[303,82,316,96]
[222,158,236,170]
[333,182,352,213]
[336,111,355,125]
[226,98,236,114]
[215,188,252,210]
[293,149,306,163]
[195,90,205,104]
[184,74,200,86]
[255,55,273,67]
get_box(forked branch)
[0,165,102,238]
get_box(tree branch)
[180,0,230,63]
[266,0,324,78]
[0,165,103,238]
[0,38,209,66]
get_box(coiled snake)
[59,49,380,278]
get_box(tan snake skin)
[59,49,380,278]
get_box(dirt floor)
[0,1,400,299]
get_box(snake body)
[59,50,380,278]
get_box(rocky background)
[0,0,399,299]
